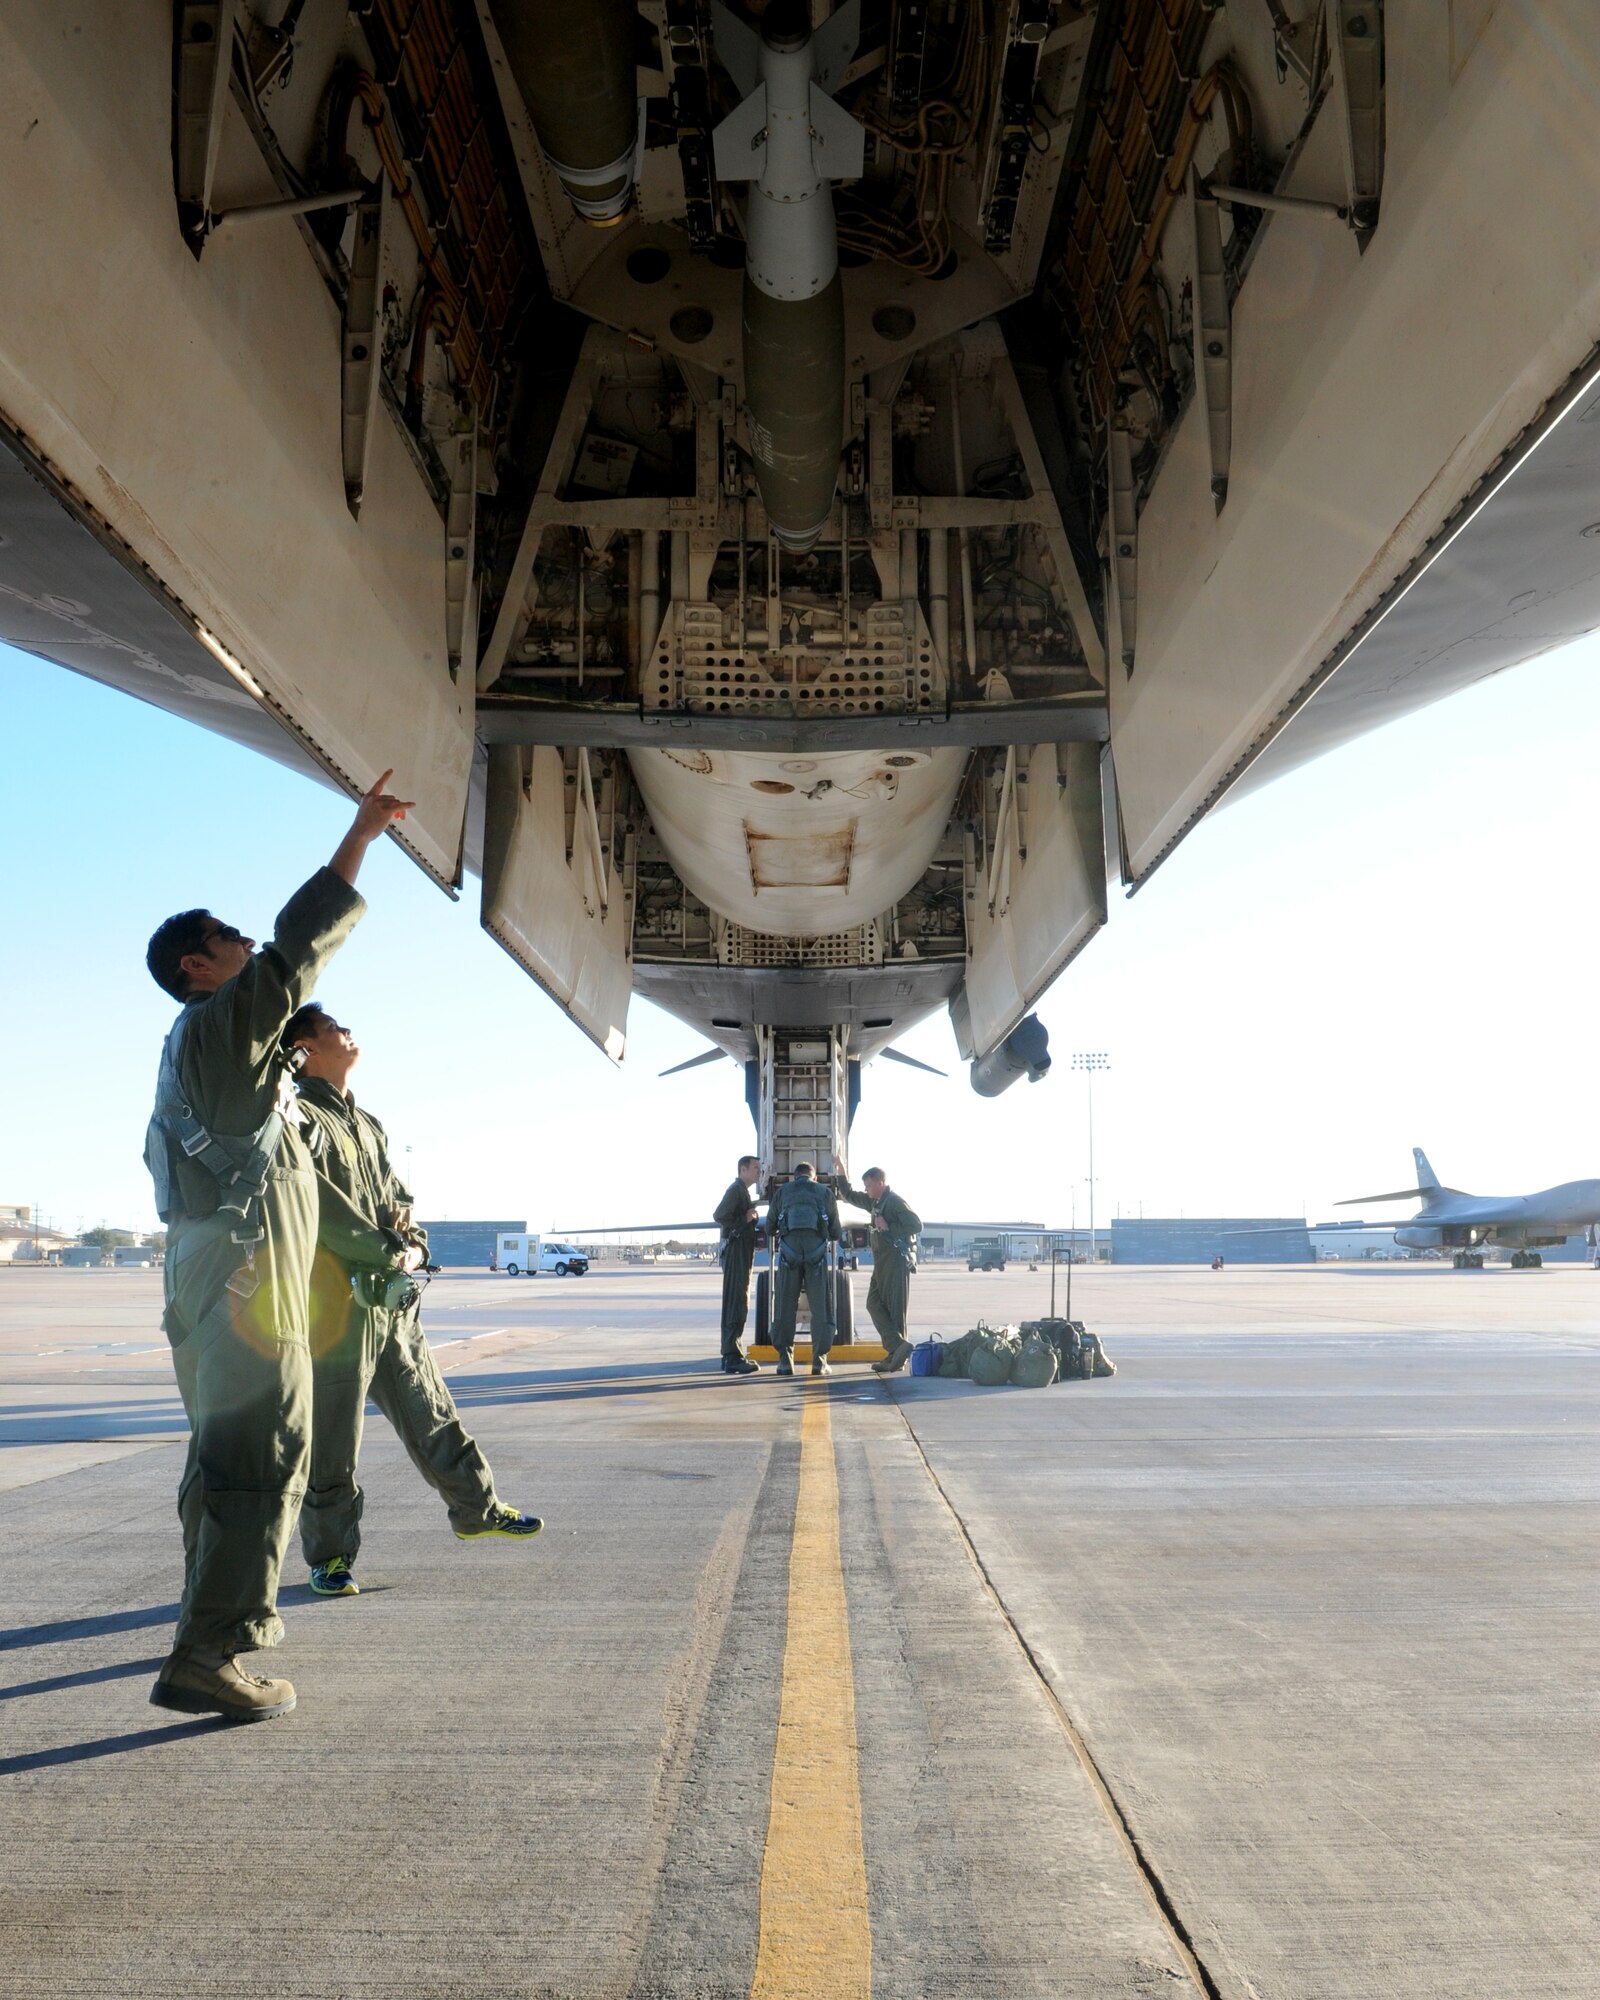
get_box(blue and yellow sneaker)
[309,1557,359,1596]
[455,1503,544,1541]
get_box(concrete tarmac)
[1,1262,1596,1998]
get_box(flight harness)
[776,1179,833,1265]
[299,1102,427,1314]
[144,1012,306,1299]
[871,1199,918,1271]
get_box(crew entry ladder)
[750,1027,872,1357]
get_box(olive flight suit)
[713,1177,759,1364]
[146,868,364,1657]
[771,1178,842,1361]
[832,1176,922,1348]
[296,1077,498,1563]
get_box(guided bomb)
[712,0,865,552]
[491,0,640,224]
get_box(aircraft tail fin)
[1413,1146,1442,1193]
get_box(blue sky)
[4,634,1598,1236]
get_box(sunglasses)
[201,924,245,949]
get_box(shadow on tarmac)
[0,1603,181,1654]
[0,1719,226,1774]
[0,1416,188,1448]
[277,1581,396,1603]
[448,1358,747,1406]
[0,1657,167,1701]
[0,1402,184,1419]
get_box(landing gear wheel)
[755,1271,771,1345]
[1530,1252,1543,1268]
[1511,1251,1526,1270]
[834,1268,854,1345]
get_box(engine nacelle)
[969,1015,1052,1098]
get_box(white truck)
[495,1233,589,1277]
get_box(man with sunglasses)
[283,1002,541,1599]
[142,771,412,1723]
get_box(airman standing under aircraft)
[770,1163,842,1377]
[713,1154,763,1376]
[142,772,411,1723]
[832,1161,922,1374]
[284,1004,541,1597]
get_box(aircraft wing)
[556,1222,720,1235]
[1336,1187,1455,1205]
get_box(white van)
[495,1233,589,1277]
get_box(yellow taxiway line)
[750,1387,872,1999]
[747,1343,887,1363]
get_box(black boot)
[775,1350,795,1377]
[722,1354,760,1375]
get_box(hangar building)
[1111,1218,1313,1265]
[417,1219,527,1268]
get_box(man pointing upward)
[142,771,411,1723]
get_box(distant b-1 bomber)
[1335,1148,1600,1270]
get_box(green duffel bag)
[937,1329,977,1378]
[1011,1324,1059,1388]
[966,1322,1022,1386]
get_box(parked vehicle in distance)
[495,1232,589,1277]
[968,1236,1006,1271]
[540,1241,589,1276]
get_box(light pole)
[1071,1052,1110,1263]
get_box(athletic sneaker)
[456,1503,544,1540]
[309,1557,359,1597]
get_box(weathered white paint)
[481,746,632,1060]
[0,2,473,883]
[627,745,967,935]
[956,740,1107,1059]
[1111,0,1600,882]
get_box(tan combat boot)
[150,1647,297,1722]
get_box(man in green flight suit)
[283,1003,542,1595]
[143,771,412,1723]
[713,1154,762,1376]
[831,1159,922,1374]
[770,1163,842,1377]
